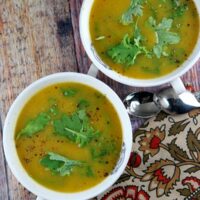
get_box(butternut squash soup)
[90,0,199,79]
[15,83,122,192]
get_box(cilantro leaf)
[148,17,180,58]
[40,152,83,176]
[121,0,144,25]
[48,104,59,116]
[53,110,100,147]
[48,98,59,116]
[16,112,50,139]
[107,34,140,66]
[91,147,112,159]
[61,88,78,97]
[107,25,150,66]
[90,140,116,160]
[77,99,90,109]
[86,166,94,177]
[142,65,160,74]
[171,0,188,18]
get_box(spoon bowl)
[154,87,200,115]
[124,87,200,118]
[123,91,160,118]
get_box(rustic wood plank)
[69,0,91,74]
[0,116,9,200]
[0,0,77,199]
[0,0,199,199]
[182,62,200,91]
[0,0,77,122]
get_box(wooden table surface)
[0,1,199,199]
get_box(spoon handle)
[194,91,200,101]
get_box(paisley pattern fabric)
[95,110,200,200]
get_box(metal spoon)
[123,91,160,118]
[124,87,200,118]
[154,87,200,115]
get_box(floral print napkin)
[96,109,200,200]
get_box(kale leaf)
[148,17,180,58]
[16,112,50,139]
[40,152,83,176]
[53,110,100,147]
[121,0,145,25]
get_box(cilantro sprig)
[107,24,150,66]
[148,17,180,58]
[61,88,78,97]
[171,0,188,18]
[90,140,116,160]
[53,110,100,147]
[77,99,90,109]
[40,152,83,176]
[121,0,145,25]
[16,112,50,139]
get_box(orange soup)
[15,82,122,192]
[90,0,199,79]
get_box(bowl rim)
[3,72,132,200]
[79,0,200,87]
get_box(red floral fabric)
[95,109,200,200]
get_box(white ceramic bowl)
[80,0,200,88]
[3,72,132,200]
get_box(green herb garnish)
[91,147,111,159]
[77,99,90,109]
[90,140,116,160]
[16,112,50,139]
[48,102,59,116]
[48,98,59,116]
[148,17,180,58]
[40,152,83,176]
[48,104,59,116]
[107,24,150,66]
[61,88,78,97]
[121,0,145,25]
[53,110,100,147]
[86,166,94,177]
[142,65,160,74]
[171,0,188,18]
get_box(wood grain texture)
[0,116,9,200]
[0,0,77,122]
[0,0,77,199]
[0,0,199,199]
